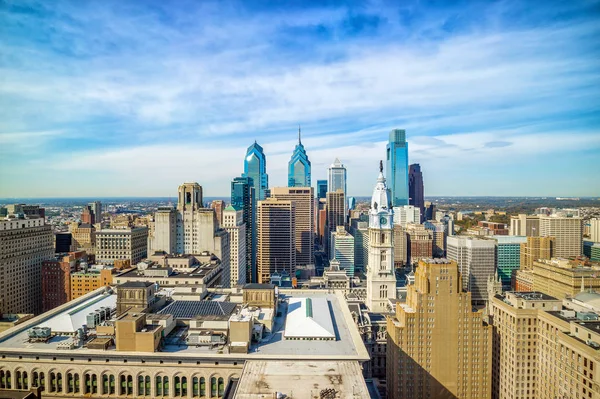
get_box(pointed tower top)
[298,125,302,144]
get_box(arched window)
[182,376,188,397]
[127,375,133,396]
[145,376,151,396]
[102,374,109,395]
[92,374,98,394]
[138,375,145,396]
[39,372,45,391]
[156,376,163,397]
[16,371,22,389]
[218,377,224,397]
[108,375,115,395]
[49,372,56,392]
[210,377,217,397]
[0,370,5,389]
[200,376,206,397]
[32,371,39,388]
[22,371,28,390]
[163,376,169,396]
[67,373,74,393]
[74,373,80,393]
[174,376,181,396]
[120,375,126,395]
[57,372,63,392]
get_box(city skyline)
[1,1,599,198]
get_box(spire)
[379,160,383,173]
[298,125,301,144]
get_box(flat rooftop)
[234,360,370,399]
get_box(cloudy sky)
[1,0,599,197]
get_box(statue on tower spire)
[379,159,383,173]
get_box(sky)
[1,0,599,198]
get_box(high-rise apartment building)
[326,189,345,252]
[287,128,311,187]
[490,235,527,289]
[349,220,369,273]
[222,206,247,287]
[386,129,409,207]
[96,227,148,265]
[366,162,397,312]
[256,198,295,283]
[210,200,225,227]
[532,258,600,299]
[424,220,445,257]
[387,259,492,399]
[520,236,554,269]
[590,218,600,242]
[406,223,433,266]
[243,141,268,201]
[328,158,346,206]
[393,205,421,228]
[316,180,327,200]
[0,215,53,314]
[539,215,583,258]
[447,236,496,303]
[330,226,355,277]
[270,187,314,267]
[232,176,256,283]
[509,214,540,236]
[408,163,424,221]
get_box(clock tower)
[366,161,397,313]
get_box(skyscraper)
[222,206,247,287]
[539,215,583,258]
[210,200,225,227]
[330,226,355,277]
[328,158,346,197]
[326,189,345,253]
[287,127,311,187]
[387,259,492,399]
[256,198,295,283]
[270,187,314,267]
[231,176,256,283]
[490,235,527,289]
[520,236,554,269]
[316,180,327,200]
[393,205,421,228]
[408,163,424,221]
[243,141,269,201]
[366,161,397,313]
[89,201,102,224]
[386,129,409,206]
[447,236,496,303]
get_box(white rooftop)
[38,293,116,333]
[284,297,335,340]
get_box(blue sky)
[1,0,599,197]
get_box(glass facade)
[243,141,268,200]
[231,176,256,283]
[288,131,311,187]
[494,236,527,288]
[317,180,327,199]
[386,129,409,206]
[328,158,347,195]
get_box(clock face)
[379,216,387,225]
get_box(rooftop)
[243,283,275,290]
[157,300,237,319]
[119,281,154,288]
[283,297,335,340]
[234,360,371,399]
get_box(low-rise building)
[96,226,149,265]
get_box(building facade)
[406,223,433,266]
[231,176,256,284]
[96,227,149,265]
[532,258,600,299]
[591,218,600,243]
[349,220,369,273]
[387,259,492,399]
[519,236,554,269]
[210,200,225,227]
[243,141,268,201]
[491,235,527,289]
[330,226,355,277]
[326,189,345,252]
[41,252,87,312]
[316,180,327,200]
[393,205,421,228]
[447,236,496,303]
[386,129,409,207]
[424,220,445,257]
[222,206,247,287]
[408,163,424,221]
[0,216,53,314]
[256,198,295,284]
[270,187,314,267]
[328,158,346,215]
[539,215,583,258]
[287,128,311,188]
[509,214,540,236]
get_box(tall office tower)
[222,206,247,287]
[447,236,496,303]
[349,220,369,273]
[509,214,540,236]
[151,207,177,255]
[317,203,327,246]
[347,197,356,211]
[408,163,424,221]
[393,204,421,228]
[316,180,327,200]
[539,215,583,258]
[89,201,102,224]
[328,158,346,197]
[406,223,433,265]
[393,225,408,268]
[519,236,554,269]
[270,187,314,267]
[0,215,53,314]
[96,227,149,265]
[490,235,527,290]
[326,189,346,252]
[210,200,225,227]
[288,128,311,187]
[243,141,269,201]
[330,226,355,277]
[590,218,600,242]
[441,214,455,236]
[81,205,95,224]
[424,220,445,257]
[386,128,409,206]
[256,198,295,283]
[387,259,492,399]
[366,162,397,312]
[232,176,256,283]
[424,202,436,221]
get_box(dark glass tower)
[409,163,425,222]
[317,180,327,200]
[231,176,256,283]
[243,141,269,201]
[386,129,409,206]
[288,127,311,187]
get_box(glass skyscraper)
[231,176,256,283]
[316,180,327,200]
[288,128,311,187]
[409,163,424,221]
[243,141,269,201]
[328,158,347,196]
[386,129,409,206]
